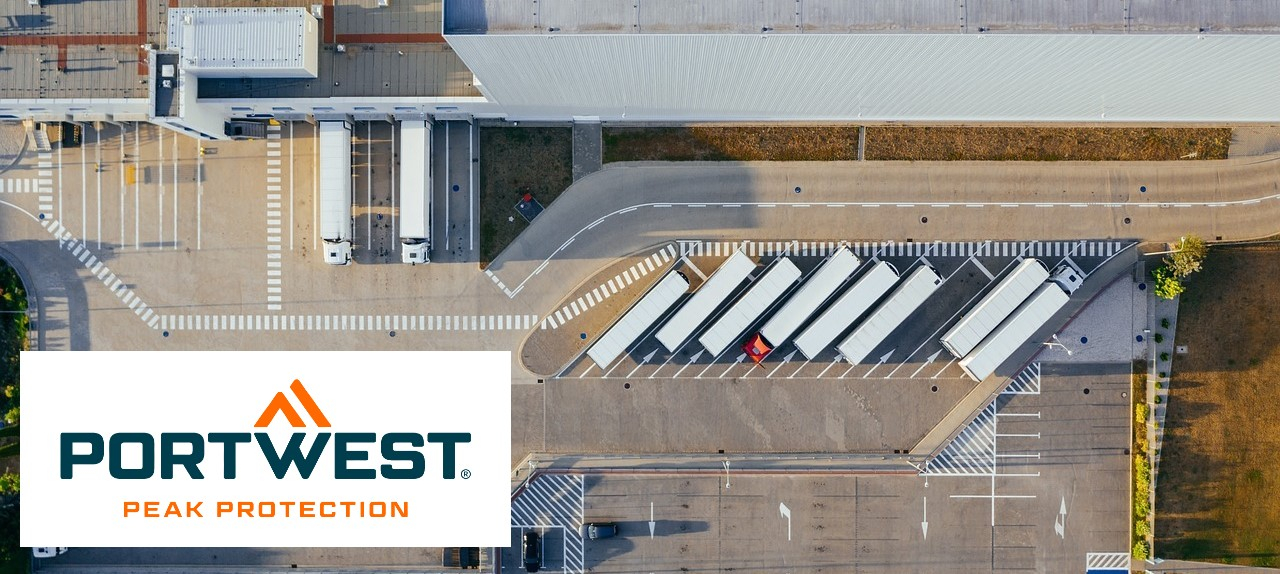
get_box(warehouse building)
[5,0,1280,137]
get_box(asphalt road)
[0,123,1216,572]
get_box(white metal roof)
[446,0,1280,35]
[959,283,1070,382]
[837,265,942,365]
[793,261,899,360]
[168,8,319,78]
[318,121,353,241]
[940,259,1049,359]
[587,271,690,369]
[698,258,801,356]
[655,251,755,352]
[760,248,859,346]
[399,121,432,240]
[445,34,1280,122]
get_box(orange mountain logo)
[254,380,331,428]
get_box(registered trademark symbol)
[461,469,471,479]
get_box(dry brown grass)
[478,127,573,265]
[1154,245,1280,567]
[604,126,860,162]
[866,127,1231,161]
[602,126,1232,163]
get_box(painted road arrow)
[922,498,929,539]
[767,350,797,378]
[672,349,704,378]
[625,349,659,378]
[862,349,896,379]
[649,502,656,538]
[716,353,747,378]
[907,349,944,379]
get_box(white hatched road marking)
[924,402,997,476]
[512,474,584,574]
[1085,552,1130,570]
[41,218,159,329]
[158,313,540,332]
[1002,363,1042,395]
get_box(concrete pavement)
[488,156,1280,317]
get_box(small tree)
[1164,235,1208,278]
[1152,266,1184,300]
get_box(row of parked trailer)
[586,246,1082,381]
[318,119,433,266]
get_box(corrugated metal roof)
[794,261,899,360]
[445,34,1280,121]
[587,271,690,369]
[940,259,1049,358]
[959,282,1070,382]
[760,248,859,347]
[655,251,755,352]
[168,8,317,77]
[445,0,1280,34]
[698,258,801,357]
[837,265,941,365]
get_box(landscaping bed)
[478,127,573,266]
[1154,245,1280,566]
[602,126,1232,163]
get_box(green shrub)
[1155,381,1163,390]
[1152,266,1185,300]
[1133,540,1150,560]
[1160,352,1170,362]
[1134,519,1151,538]
[1135,403,1148,425]
[0,474,17,495]
[1154,395,1162,404]
[1158,372,1167,378]
[1161,318,1171,329]
[1154,333,1164,344]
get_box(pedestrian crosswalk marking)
[544,244,678,330]
[40,218,159,330]
[158,313,540,332]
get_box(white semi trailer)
[399,120,432,264]
[319,120,353,265]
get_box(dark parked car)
[522,531,542,572]
[224,120,268,140]
[585,522,618,539]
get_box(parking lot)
[557,239,1134,382]
[512,363,1130,573]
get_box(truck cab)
[401,240,429,265]
[324,240,352,265]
